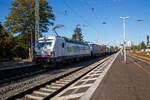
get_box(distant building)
[146,43,150,52]
[147,43,150,48]
[127,40,132,47]
[126,40,132,53]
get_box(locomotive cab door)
[57,39,65,57]
[61,41,65,56]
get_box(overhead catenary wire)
[82,0,104,28]
[81,0,108,43]
[48,1,67,16]
[61,0,100,37]
[82,0,94,13]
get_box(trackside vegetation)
[0,0,55,62]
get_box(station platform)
[90,53,150,100]
[0,60,35,71]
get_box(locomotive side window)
[62,42,65,48]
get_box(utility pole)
[30,27,33,61]
[120,17,129,63]
[35,0,39,45]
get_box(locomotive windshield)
[36,41,52,48]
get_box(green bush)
[13,57,22,61]
[11,43,29,59]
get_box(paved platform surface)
[91,53,150,100]
[0,59,35,71]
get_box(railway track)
[128,54,150,65]
[0,56,100,85]
[0,55,108,99]
[6,53,118,100]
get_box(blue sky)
[0,0,150,46]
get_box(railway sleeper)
[56,80,69,84]
[51,83,66,87]
[25,94,44,100]
[40,88,56,92]
[46,85,61,90]
[33,91,51,96]
[59,79,72,82]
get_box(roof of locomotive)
[38,36,56,40]
[63,37,89,46]
[38,36,89,46]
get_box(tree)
[131,41,146,51]
[72,26,83,41]
[131,45,140,51]
[0,22,16,61]
[0,22,30,61]
[13,34,29,58]
[0,22,8,37]
[4,0,55,59]
[140,41,146,50]
[114,46,118,50]
[0,22,3,35]
[5,0,55,36]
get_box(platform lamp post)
[137,19,144,49]
[120,16,129,63]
